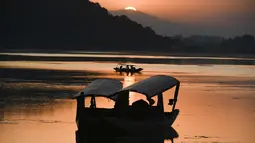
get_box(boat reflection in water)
[75,126,179,143]
[116,70,141,76]
[123,73,136,88]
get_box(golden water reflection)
[0,100,77,143]
[1,61,254,78]
[1,53,255,143]
[123,74,149,105]
[1,83,254,143]
[123,74,136,88]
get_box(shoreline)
[1,48,255,59]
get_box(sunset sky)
[92,0,255,33]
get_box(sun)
[125,6,136,11]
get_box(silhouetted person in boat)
[126,65,130,70]
[114,90,129,117]
[130,65,135,72]
[119,65,123,70]
[132,99,150,120]
[90,95,96,108]
[147,97,155,106]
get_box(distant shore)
[1,47,255,59]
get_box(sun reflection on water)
[123,74,135,88]
[122,73,150,105]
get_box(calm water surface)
[0,52,255,143]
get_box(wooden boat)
[73,75,180,136]
[113,64,143,73]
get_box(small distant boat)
[113,64,143,73]
[73,75,180,136]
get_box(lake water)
[0,51,255,143]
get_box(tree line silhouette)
[172,35,255,54]
[3,0,255,54]
[4,0,174,51]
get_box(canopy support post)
[172,83,180,112]
[76,92,85,124]
[90,95,96,108]
[157,92,164,112]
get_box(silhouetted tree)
[220,34,255,53]
[3,0,254,54]
[3,0,172,51]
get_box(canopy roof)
[113,75,179,98]
[73,78,123,99]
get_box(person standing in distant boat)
[130,65,135,72]
[126,65,129,70]
[119,65,123,70]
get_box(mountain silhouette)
[110,10,255,38]
[3,0,175,51]
[110,10,181,37]
[3,0,254,54]
[110,10,218,37]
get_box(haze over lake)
[0,51,255,143]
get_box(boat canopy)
[73,78,123,99]
[112,75,179,98]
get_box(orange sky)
[91,0,255,24]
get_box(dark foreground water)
[0,52,255,143]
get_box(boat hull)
[103,109,179,134]
[76,118,179,143]
[113,68,143,73]
[76,127,178,143]
[77,109,179,136]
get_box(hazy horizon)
[93,0,255,37]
